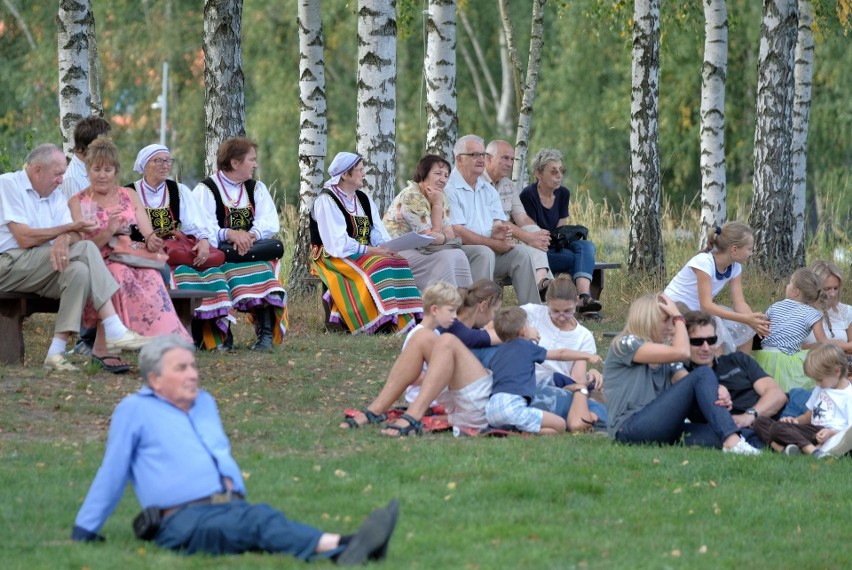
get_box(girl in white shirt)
[664,221,770,354]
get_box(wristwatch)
[745,407,759,418]
[578,387,589,396]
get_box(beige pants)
[0,241,119,334]
[461,243,540,305]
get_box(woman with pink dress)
[68,137,190,373]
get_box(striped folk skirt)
[311,248,422,334]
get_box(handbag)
[218,238,284,263]
[108,235,169,270]
[550,224,589,252]
[161,231,225,269]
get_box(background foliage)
[0,0,849,235]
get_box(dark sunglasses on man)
[689,335,718,347]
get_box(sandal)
[91,354,131,374]
[381,413,422,438]
[578,294,602,313]
[341,408,387,429]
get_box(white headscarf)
[133,144,171,174]
[323,152,362,188]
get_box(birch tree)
[203,0,246,174]
[87,8,102,116]
[790,0,814,265]
[424,0,457,160]
[699,0,728,250]
[356,0,397,212]
[292,0,328,292]
[749,0,798,278]
[499,0,546,187]
[57,0,94,155]
[628,0,664,278]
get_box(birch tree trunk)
[424,0,457,160]
[57,0,94,155]
[86,9,102,116]
[699,0,728,250]
[791,0,814,266]
[496,33,514,135]
[503,0,546,187]
[356,0,397,213]
[203,0,246,174]
[292,0,328,293]
[628,0,664,278]
[749,0,798,278]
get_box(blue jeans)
[780,388,812,418]
[616,366,739,446]
[530,384,608,425]
[155,500,327,559]
[547,240,596,282]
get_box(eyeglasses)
[458,152,487,159]
[151,158,174,167]
[548,308,576,317]
[689,336,718,347]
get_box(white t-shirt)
[521,303,596,382]
[807,383,852,431]
[664,251,742,311]
[803,303,851,346]
[58,154,88,202]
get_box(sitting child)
[753,344,852,457]
[485,307,601,435]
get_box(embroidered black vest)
[125,179,182,239]
[309,188,374,247]
[200,177,258,231]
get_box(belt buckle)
[210,492,231,504]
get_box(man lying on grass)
[71,334,398,565]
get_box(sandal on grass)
[381,413,422,438]
[341,408,387,429]
[91,354,131,374]
[578,294,602,313]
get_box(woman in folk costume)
[128,144,234,348]
[192,137,287,351]
[310,152,422,334]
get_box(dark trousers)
[155,500,326,559]
[753,416,822,449]
[616,366,739,446]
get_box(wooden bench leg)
[0,299,26,365]
[590,268,604,300]
[172,298,197,330]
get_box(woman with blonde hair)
[603,293,760,454]
[664,221,770,354]
[803,260,852,363]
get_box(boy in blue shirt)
[486,306,601,434]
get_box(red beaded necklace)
[140,179,168,209]
[217,171,245,207]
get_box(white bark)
[496,33,514,135]
[4,0,36,50]
[203,0,246,174]
[425,0,457,160]
[356,0,397,213]
[498,0,523,116]
[510,0,546,187]
[57,0,93,155]
[791,0,814,265]
[628,0,664,277]
[86,9,102,116]
[749,0,798,278]
[293,0,328,291]
[699,0,728,250]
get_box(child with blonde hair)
[753,344,852,457]
[753,268,829,391]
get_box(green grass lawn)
[2,281,851,569]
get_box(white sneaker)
[821,426,852,457]
[783,444,801,456]
[723,436,761,456]
[43,353,78,372]
[106,330,155,352]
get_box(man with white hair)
[72,335,399,564]
[0,144,153,370]
[445,134,540,305]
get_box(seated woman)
[192,137,287,351]
[127,144,233,347]
[804,260,852,363]
[603,292,760,454]
[68,137,190,372]
[520,149,601,313]
[382,154,472,293]
[310,151,422,334]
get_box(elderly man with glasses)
[683,311,787,447]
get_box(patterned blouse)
[382,180,452,238]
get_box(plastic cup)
[81,201,98,221]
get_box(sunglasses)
[689,336,718,347]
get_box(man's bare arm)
[452,224,513,253]
[7,220,90,249]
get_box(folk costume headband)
[134,144,171,173]
[323,152,362,188]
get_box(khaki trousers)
[0,241,119,335]
[461,243,540,305]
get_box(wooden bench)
[0,289,214,365]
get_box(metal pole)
[160,61,169,146]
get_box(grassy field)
[2,202,850,569]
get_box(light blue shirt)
[73,386,246,534]
[445,168,506,237]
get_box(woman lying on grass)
[603,293,761,455]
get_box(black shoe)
[578,294,602,313]
[336,499,399,566]
[250,306,275,351]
